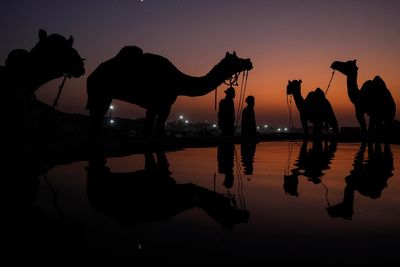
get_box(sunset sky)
[1,0,399,127]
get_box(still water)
[3,141,400,265]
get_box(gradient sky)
[1,0,399,127]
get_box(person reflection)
[284,139,337,197]
[217,142,235,189]
[240,141,256,175]
[327,142,393,220]
[86,149,249,229]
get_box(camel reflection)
[0,144,83,266]
[284,139,337,197]
[86,150,249,229]
[327,142,393,220]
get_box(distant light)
[185,120,189,124]
[109,105,114,110]
[264,125,268,128]
[110,119,114,124]
[212,124,217,128]
[257,126,260,130]
[179,115,184,120]
[277,128,281,132]
[284,127,288,131]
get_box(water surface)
[3,141,400,265]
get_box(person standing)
[218,86,236,136]
[241,95,257,137]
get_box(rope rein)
[52,74,69,108]
[235,70,249,130]
[324,70,336,96]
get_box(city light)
[110,119,114,124]
[109,105,114,110]
[179,115,184,120]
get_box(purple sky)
[1,0,400,127]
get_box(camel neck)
[177,63,229,97]
[346,74,359,104]
[290,90,305,111]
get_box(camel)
[0,29,85,136]
[86,47,253,136]
[330,60,396,141]
[286,80,339,138]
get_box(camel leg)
[313,120,323,140]
[143,108,156,137]
[329,117,339,138]
[89,98,111,137]
[368,116,378,141]
[300,114,308,136]
[154,106,171,137]
[355,108,367,139]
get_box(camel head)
[217,52,253,81]
[330,60,358,76]
[30,29,85,79]
[286,79,302,95]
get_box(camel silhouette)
[330,60,396,141]
[286,79,339,138]
[0,29,85,136]
[86,47,253,136]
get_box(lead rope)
[52,74,68,108]
[285,94,294,176]
[234,144,246,210]
[324,70,336,96]
[235,70,249,130]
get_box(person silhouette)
[218,86,235,136]
[241,95,257,137]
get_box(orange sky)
[2,1,400,127]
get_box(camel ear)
[233,51,236,56]
[68,35,74,46]
[299,79,302,83]
[39,29,47,40]
[226,52,230,57]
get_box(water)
[2,141,400,265]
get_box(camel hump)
[116,46,143,59]
[5,49,32,70]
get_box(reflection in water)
[0,144,83,266]
[240,141,256,176]
[217,143,235,189]
[284,139,337,197]
[86,149,249,229]
[327,142,394,220]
